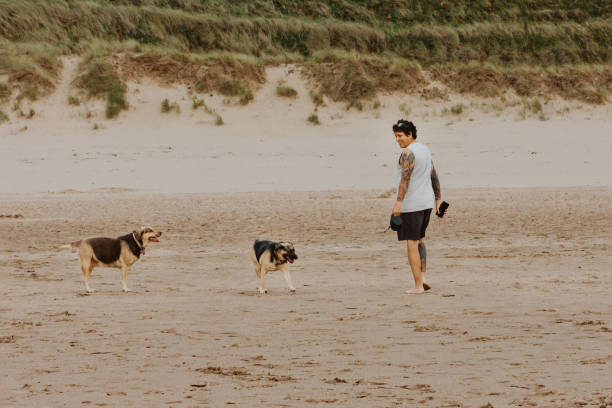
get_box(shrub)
[239,89,254,105]
[305,52,424,106]
[0,84,10,101]
[218,77,247,97]
[309,90,324,106]
[106,83,128,118]
[161,98,180,113]
[192,98,205,109]
[161,98,170,112]
[530,99,543,114]
[68,95,80,106]
[76,59,128,118]
[307,112,320,125]
[451,103,464,114]
[276,84,298,98]
[17,84,40,101]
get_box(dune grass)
[67,95,80,106]
[161,98,180,113]
[431,63,611,104]
[0,0,610,112]
[307,112,320,125]
[74,56,128,118]
[276,83,298,98]
[304,51,426,107]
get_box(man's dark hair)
[392,119,417,139]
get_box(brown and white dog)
[60,227,162,293]
[250,240,298,294]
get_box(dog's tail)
[56,241,81,250]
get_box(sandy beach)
[1,63,611,407]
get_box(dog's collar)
[131,232,145,256]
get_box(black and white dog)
[250,240,298,294]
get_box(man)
[392,119,442,294]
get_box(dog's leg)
[254,264,262,290]
[81,262,95,293]
[281,265,296,292]
[121,265,131,292]
[258,268,268,294]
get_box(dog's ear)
[133,229,143,241]
[274,243,282,251]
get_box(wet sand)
[1,188,611,407]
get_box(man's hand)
[435,199,442,215]
[393,200,402,216]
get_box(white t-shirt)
[396,141,435,212]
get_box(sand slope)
[1,63,611,194]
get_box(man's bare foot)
[405,287,425,294]
[423,283,431,291]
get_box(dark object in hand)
[389,214,403,231]
[436,201,449,218]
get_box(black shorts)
[397,208,432,241]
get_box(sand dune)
[1,63,611,194]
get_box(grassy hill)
[1,0,610,117]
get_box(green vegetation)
[161,98,180,113]
[106,84,128,118]
[192,96,224,124]
[0,84,12,102]
[68,95,80,106]
[0,39,61,100]
[17,84,41,102]
[309,90,324,107]
[308,112,320,125]
[420,86,448,100]
[276,84,298,98]
[20,108,35,119]
[239,89,254,105]
[399,103,411,116]
[451,103,465,115]
[305,52,425,107]
[74,57,128,118]
[0,0,610,111]
[192,98,205,110]
[519,98,547,119]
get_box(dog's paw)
[289,288,296,293]
[258,288,267,294]
[122,287,132,293]
[86,288,95,293]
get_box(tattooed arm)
[431,161,442,213]
[393,150,415,215]
[431,162,441,200]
